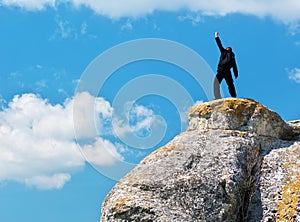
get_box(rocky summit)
[100,98,300,222]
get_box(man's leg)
[214,74,223,99]
[224,74,237,97]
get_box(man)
[214,32,238,99]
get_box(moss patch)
[188,98,260,125]
[141,145,177,163]
[115,197,132,211]
[276,148,300,221]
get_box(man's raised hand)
[215,32,219,38]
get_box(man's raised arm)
[215,32,225,52]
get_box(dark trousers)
[214,72,237,98]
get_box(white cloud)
[0,91,191,188]
[0,92,119,189]
[288,22,300,35]
[121,20,133,30]
[178,14,202,26]
[288,68,300,83]
[73,91,113,138]
[35,80,47,90]
[1,0,55,10]
[24,174,71,190]
[129,105,154,133]
[81,138,124,166]
[50,19,77,40]
[50,19,90,40]
[81,21,88,35]
[112,103,156,137]
[0,95,7,108]
[2,0,300,23]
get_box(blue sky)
[0,1,300,221]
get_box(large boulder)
[100,98,300,222]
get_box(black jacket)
[215,37,238,78]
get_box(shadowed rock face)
[100,98,300,222]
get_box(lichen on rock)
[188,98,298,140]
[100,98,300,222]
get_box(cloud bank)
[0,93,81,189]
[0,93,113,189]
[0,92,158,189]
[1,0,300,23]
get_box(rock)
[100,98,300,222]
[248,140,300,222]
[188,98,299,140]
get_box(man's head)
[226,47,232,51]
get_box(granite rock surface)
[100,98,300,222]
